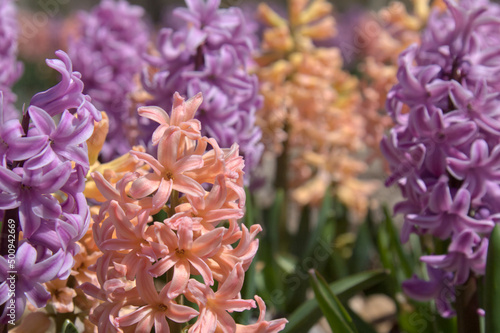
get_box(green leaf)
[282,270,388,333]
[304,191,333,258]
[309,270,357,332]
[485,224,500,332]
[61,320,78,333]
[257,189,286,311]
[383,205,413,279]
[244,187,254,228]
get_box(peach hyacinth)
[256,0,375,215]
[79,92,287,332]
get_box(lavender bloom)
[0,162,72,238]
[382,0,500,316]
[402,264,456,318]
[68,0,149,160]
[0,243,65,322]
[0,0,23,122]
[0,50,99,323]
[30,51,101,122]
[142,0,263,180]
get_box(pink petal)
[171,92,186,125]
[168,260,191,298]
[178,223,194,250]
[90,172,119,201]
[188,255,214,286]
[130,173,162,199]
[183,92,203,121]
[130,151,164,174]
[189,308,216,333]
[138,106,170,125]
[222,298,256,312]
[192,228,224,257]
[216,263,245,300]
[135,313,155,333]
[154,312,171,333]
[158,130,181,169]
[153,178,172,210]
[149,254,177,277]
[174,154,204,174]
[166,302,199,323]
[216,309,237,332]
[173,174,205,197]
[136,269,160,304]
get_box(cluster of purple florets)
[141,0,264,177]
[0,0,23,122]
[68,0,149,160]
[0,51,100,323]
[382,0,500,317]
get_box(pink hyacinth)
[82,92,287,332]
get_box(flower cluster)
[382,0,500,316]
[141,0,264,179]
[0,0,23,121]
[82,92,287,332]
[0,50,101,323]
[68,0,150,160]
[255,0,375,214]
[354,0,432,159]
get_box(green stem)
[168,190,180,218]
[275,121,290,194]
[456,275,480,333]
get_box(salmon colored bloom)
[115,264,198,332]
[129,129,205,211]
[186,263,256,333]
[45,279,77,313]
[83,90,286,332]
[175,174,244,231]
[236,296,288,333]
[149,219,224,297]
[138,92,203,144]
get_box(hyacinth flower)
[81,92,287,332]
[255,0,376,215]
[343,0,437,161]
[68,0,150,160]
[0,50,101,325]
[140,0,264,181]
[0,0,23,122]
[381,0,500,323]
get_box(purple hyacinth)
[142,0,263,180]
[0,50,99,324]
[382,0,500,316]
[0,0,23,122]
[68,0,149,160]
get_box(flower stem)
[456,275,480,333]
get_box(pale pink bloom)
[149,218,224,298]
[210,224,262,281]
[97,201,156,280]
[115,265,198,333]
[138,92,203,144]
[236,296,288,333]
[175,174,244,231]
[91,171,146,219]
[129,129,205,211]
[89,301,124,333]
[185,139,246,208]
[45,279,77,313]
[186,263,256,333]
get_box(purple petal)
[24,282,50,308]
[28,106,56,136]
